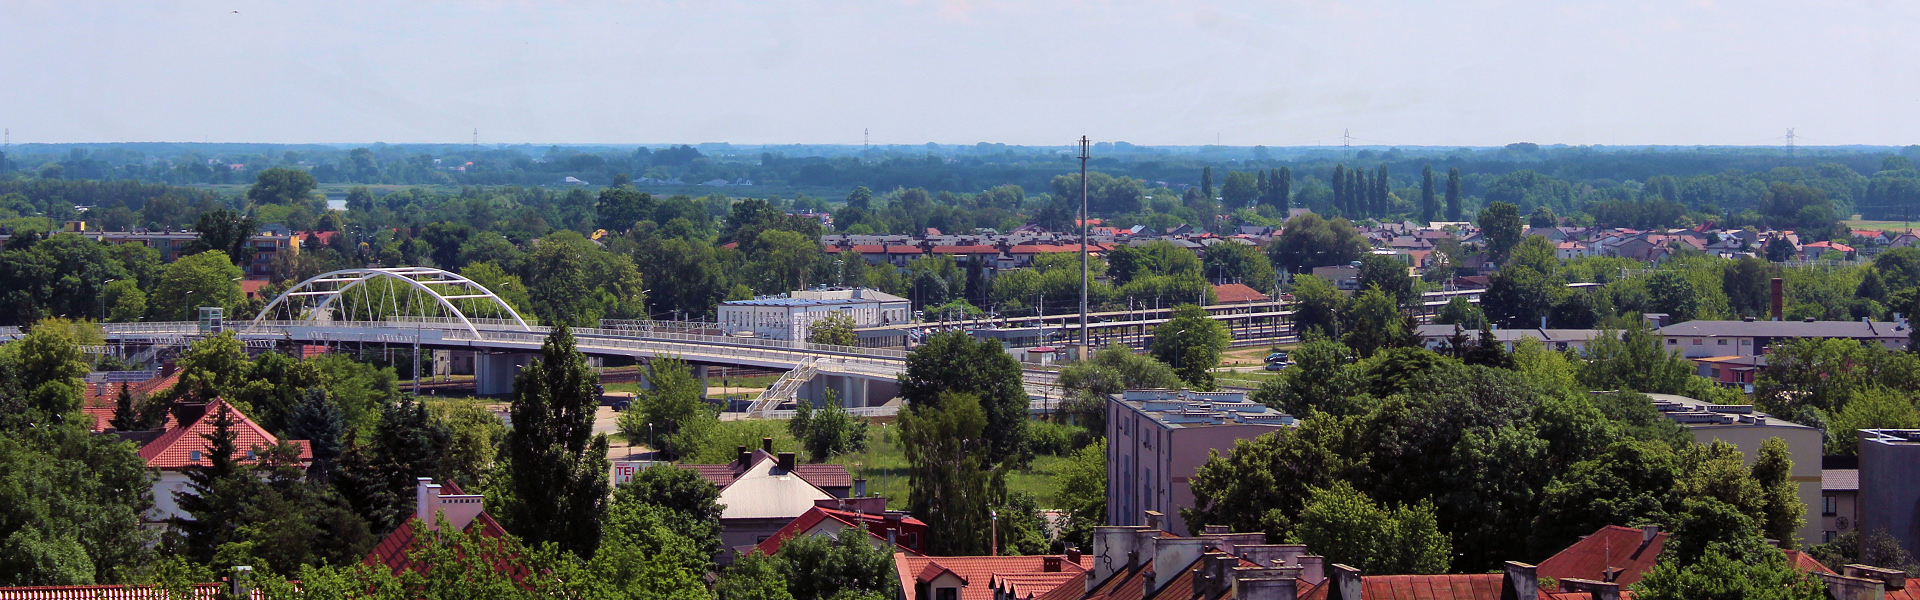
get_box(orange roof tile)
[896,554,1090,600]
[1536,526,1666,586]
[1213,283,1270,304]
[137,399,310,470]
[753,506,929,557]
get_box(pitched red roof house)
[137,399,311,470]
[682,446,856,562]
[363,479,513,576]
[1213,283,1270,304]
[1536,525,1833,588]
[752,503,930,557]
[80,371,181,432]
[897,554,1091,600]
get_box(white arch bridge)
[74,267,1060,414]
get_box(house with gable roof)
[133,399,311,524]
[682,441,854,562]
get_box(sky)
[3,0,1917,147]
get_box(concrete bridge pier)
[475,352,536,396]
[795,375,899,409]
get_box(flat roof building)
[1657,319,1909,358]
[1639,393,1823,545]
[1106,389,1295,536]
[1857,429,1920,557]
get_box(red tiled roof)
[137,399,311,470]
[363,480,513,575]
[896,554,1090,600]
[240,279,272,296]
[853,245,887,253]
[887,246,925,254]
[1782,550,1834,575]
[932,245,1001,255]
[680,450,852,490]
[1804,240,1855,252]
[1213,283,1270,304]
[753,506,929,557]
[1536,526,1666,586]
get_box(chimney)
[1067,546,1082,565]
[1640,524,1659,548]
[1091,526,1144,590]
[737,446,750,466]
[1235,545,1294,569]
[1235,576,1298,600]
[1295,555,1326,585]
[1557,579,1620,600]
[1502,562,1539,600]
[887,528,897,548]
[1771,278,1784,321]
[229,565,253,600]
[1152,538,1198,592]
[415,477,441,526]
[776,452,796,473]
[1133,528,1163,567]
[1044,556,1063,573]
[1144,511,1164,531]
[1845,565,1907,591]
[854,478,868,498]
[1328,564,1362,600]
[1202,555,1238,597]
[762,437,774,453]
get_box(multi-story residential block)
[1106,389,1295,536]
[718,287,910,344]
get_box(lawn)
[1844,219,1920,232]
[696,419,1075,511]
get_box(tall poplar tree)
[494,325,612,556]
[1445,167,1463,221]
[1201,167,1214,199]
[1420,165,1437,223]
[1257,170,1270,207]
[1331,165,1347,216]
[1376,166,1390,216]
[1275,168,1291,210]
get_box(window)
[1667,339,1677,345]
[1717,339,1728,345]
[1823,495,1838,516]
[937,588,959,600]
[1741,339,1751,345]
[190,451,201,462]
[1823,531,1836,544]
[1692,339,1703,345]
[246,450,256,460]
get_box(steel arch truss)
[250,267,532,336]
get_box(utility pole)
[1079,136,1091,357]
[1342,129,1354,148]
[1785,128,1795,157]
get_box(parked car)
[1264,362,1289,371]
[611,400,632,412]
[1265,351,1290,363]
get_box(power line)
[1786,128,1795,157]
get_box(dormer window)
[246,450,257,461]
[190,451,201,462]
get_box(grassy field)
[698,419,1074,511]
[1844,219,1920,232]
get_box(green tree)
[1202,241,1276,293]
[1289,275,1346,339]
[579,499,714,600]
[595,188,655,233]
[1722,257,1776,317]
[361,398,453,535]
[788,396,870,463]
[493,325,612,557]
[1435,296,1485,329]
[774,527,898,600]
[1482,263,1558,328]
[525,231,647,327]
[1579,323,1706,395]
[1150,304,1231,390]
[1419,165,1436,223]
[717,551,795,600]
[1052,439,1107,551]
[901,392,1008,556]
[1057,344,1180,433]
[1750,437,1807,548]
[1266,213,1368,274]
[0,425,156,585]
[1479,201,1524,262]
[1340,287,1416,359]
[1201,167,1213,200]
[621,356,715,461]
[1647,271,1700,323]
[171,404,252,564]
[806,311,858,347]
[1633,541,1827,600]
[1529,439,1688,556]
[1288,481,1451,575]
[614,464,725,558]
[102,279,145,323]
[1355,253,1416,305]
[1444,168,1462,221]
[187,209,259,267]
[1220,171,1261,207]
[898,331,1028,465]
[149,250,244,321]
[247,168,318,206]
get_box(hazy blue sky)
[3,1,1916,146]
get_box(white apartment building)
[718,288,910,343]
